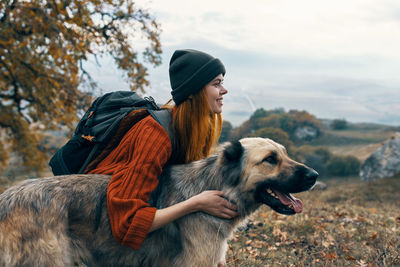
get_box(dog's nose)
[304,167,318,188]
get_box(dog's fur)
[0,138,318,267]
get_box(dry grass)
[325,143,382,162]
[226,175,400,266]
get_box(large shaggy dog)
[0,138,318,267]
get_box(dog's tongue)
[272,189,303,213]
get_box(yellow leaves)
[272,225,288,243]
[258,211,269,219]
[0,39,13,46]
[321,233,335,248]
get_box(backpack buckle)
[82,135,95,142]
[144,96,159,110]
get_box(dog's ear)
[223,140,244,162]
[222,140,244,186]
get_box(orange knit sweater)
[89,115,171,250]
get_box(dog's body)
[0,138,318,267]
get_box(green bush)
[326,155,361,176]
[305,153,327,176]
[292,146,361,177]
[219,120,233,143]
[331,119,348,130]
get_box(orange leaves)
[369,232,378,241]
[346,255,357,261]
[322,252,338,260]
[0,0,161,172]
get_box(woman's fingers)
[193,190,239,218]
[224,200,237,211]
[208,190,237,210]
[224,207,239,217]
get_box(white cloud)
[143,0,400,59]
[87,0,400,126]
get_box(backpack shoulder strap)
[81,108,150,173]
[148,109,174,150]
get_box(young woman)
[89,49,237,254]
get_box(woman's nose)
[220,86,228,95]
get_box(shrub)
[326,155,361,176]
[249,108,268,122]
[314,147,332,163]
[331,119,348,130]
[304,153,327,176]
[219,121,233,143]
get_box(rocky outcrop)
[311,181,327,190]
[294,126,318,141]
[360,133,400,181]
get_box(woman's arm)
[149,190,238,232]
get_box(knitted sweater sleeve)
[91,116,171,250]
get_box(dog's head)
[220,137,318,216]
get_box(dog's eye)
[263,155,278,165]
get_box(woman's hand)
[190,190,238,219]
[149,190,238,232]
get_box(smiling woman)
[85,49,238,263]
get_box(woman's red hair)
[163,88,222,164]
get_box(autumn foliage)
[0,0,161,172]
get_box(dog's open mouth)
[258,187,303,215]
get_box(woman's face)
[204,74,228,114]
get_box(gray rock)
[294,126,318,141]
[311,181,327,190]
[360,132,400,181]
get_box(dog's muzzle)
[256,166,318,215]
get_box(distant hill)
[225,108,398,156]
[311,118,399,161]
[2,108,399,181]
[221,108,399,178]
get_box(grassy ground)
[226,175,400,266]
[324,143,383,162]
[308,130,394,147]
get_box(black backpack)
[49,91,173,175]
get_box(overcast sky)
[87,0,400,126]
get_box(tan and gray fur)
[0,137,318,267]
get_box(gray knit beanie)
[169,49,226,105]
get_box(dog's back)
[0,175,178,267]
[0,175,110,267]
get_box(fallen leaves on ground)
[226,176,400,266]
